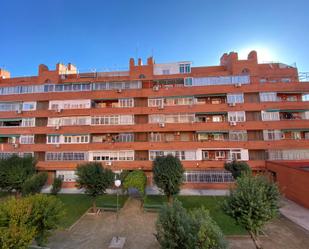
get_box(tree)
[123,170,147,197]
[28,194,64,246]
[75,162,114,213]
[22,172,48,196]
[223,173,280,249]
[0,197,36,249]
[224,160,251,179]
[153,155,184,203]
[0,155,36,196]
[51,177,63,195]
[155,200,227,249]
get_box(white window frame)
[228,111,246,122]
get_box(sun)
[238,46,275,63]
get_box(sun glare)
[238,46,276,63]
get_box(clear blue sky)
[1,0,309,76]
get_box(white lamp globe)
[114,179,121,187]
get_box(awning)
[0,118,22,122]
[0,134,20,138]
[266,109,307,113]
[196,112,226,115]
[281,129,309,132]
[195,94,226,97]
[196,131,228,133]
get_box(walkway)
[280,198,309,232]
[48,198,159,249]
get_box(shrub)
[155,200,227,249]
[28,194,65,246]
[224,160,251,179]
[51,177,63,195]
[22,172,48,196]
[0,197,36,249]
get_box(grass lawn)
[56,194,128,229]
[144,195,246,235]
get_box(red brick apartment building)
[0,50,308,190]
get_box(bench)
[143,204,163,212]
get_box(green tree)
[0,155,36,196]
[0,197,36,249]
[224,160,251,179]
[51,177,63,195]
[75,162,114,212]
[153,155,184,203]
[28,194,64,246]
[223,173,280,249]
[123,170,147,197]
[155,200,227,249]
[22,172,48,196]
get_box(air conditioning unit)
[16,109,22,114]
[54,144,60,148]
[105,161,112,166]
[117,89,122,93]
[235,83,242,87]
[159,123,165,128]
[229,121,237,126]
[13,143,19,149]
[228,102,236,107]
[56,108,62,113]
[153,85,159,91]
[158,105,164,110]
[55,125,60,130]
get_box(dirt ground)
[48,198,309,249]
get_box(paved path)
[280,198,309,232]
[48,198,159,249]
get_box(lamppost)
[109,178,126,248]
[114,179,121,226]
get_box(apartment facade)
[0,50,308,189]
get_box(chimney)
[138,58,142,66]
[38,64,49,75]
[67,63,77,74]
[0,69,10,79]
[129,58,135,69]
[248,50,258,62]
[147,56,154,65]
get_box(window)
[47,135,60,144]
[149,133,162,142]
[19,135,34,144]
[261,111,280,121]
[212,115,223,122]
[202,151,209,160]
[0,102,21,112]
[184,77,193,86]
[179,63,191,74]
[46,152,86,161]
[268,150,309,160]
[49,100,91,110]
[228,111,246,122]
[184,171,234,183]
[56,171,76,182]
[149,151,196,161]
[227,93,244,103]
[119,98,134,108]
[148,98,164,107]
[22,102,36,111]
[215,151,225,159]
[21,118,35,127]
[259,92,278,102]
[302,94,309,101]
[118,133,134,142]
[90,151,134,161]
[189,75,250,87]
[291,131,302,140]
[230,150,242,160]
[162,69,170,75]
[263,130,282,140]
[229,131,247,141]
